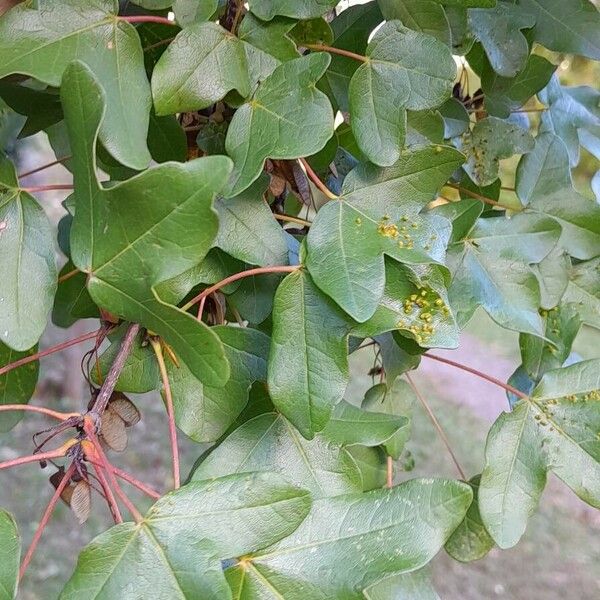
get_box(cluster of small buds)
[375,215,437,251]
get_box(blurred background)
[1,2,599,599]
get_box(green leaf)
[268,269,351,438]
[215,175,288,267]
[306,146,464,322]
[248,0,339,20]
[406,110,445,149]
[62,61,232,386]
[349,21,456,166]
[456,117,534,187]
[319,2,384,113]
[516,132,600,260]
[520,0,600,60]
[533,246,570,310]
[0,509,19,600]
[377,0,452,46]
[539,76,600,167]
[322,400,408,447]
[563,257,600,328]
[482,53,556,118]
[173,0,218,27]
[468,1,535,77]
[225,478,472,599]
[448,213,561,335]
[61,472,311,599]
[353,261,459,349]
[0,0,152,170]
[0,154,57,351]
[347,445,388,491]
[362,380,416,459]
[152,22,270,115]
[148,112,187,164]
[480,359,600,548]
[290,17,334,46]
[225,53,334,196]
[363,568,440,600]
[52,261,99,328]
[372,333,421,386]
[0,343,38,432]
[94,325,159,394]
[192,412,363,498]
[238,13,299,62]
[444,475,494,562]
[167,326,269,442]
[519,304,581,383]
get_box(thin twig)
[143,37,175,52]
[423,353,528,399]
[406,373,466,480]
[89,323,140,418]
[0,329,102,378]
[0,442,75,471]
[299,158,338,200]
[119,15,175,26]
[22,184,74,193]
[18,156,71,179]
[386,456,393,488]
[0,405,78,421]
[273,213,312,227]
[86,458,161,500]
[150,339,180,490]
[86,429,143,522]
[304,43,368,63]
[181,265,300,313]
[445,183,521,211]
[57,268,80,284]
[18,462,76,581]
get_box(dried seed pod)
[70,480,92,524]
[100,407,127,452]
[49,467,74,506]
[109,393,141,427]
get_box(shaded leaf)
[468,1,535,77]
[62,61,231,386]
[445,475,494,562]
[225,478,472,599]
[480,359,600,549]
[516,132,600,260]
[192,412,363,498]
[456,117,534,187]
[0,509,19,600]
[268,269,350,438]
[61,472,311,599]
[0,343,38,432]
[52,262,99,328]
[173,0,218,26]
[238,13,299,62]
[448,212,561,334]
[0,0,152,169]
[225,54,334,196]
[306,146,463,322]
[349,21,456,166]
[0,154,57,351]
[248,0,339,20]
[563,257,600,329]
[168,326,269,442]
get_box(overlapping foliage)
[0,0,599,597]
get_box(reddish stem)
[119,15,176,26]
[0,405,78,421]
[423,353,528,399]
[299,158,338,200]
[304,43,368,64]
[150,340,180,490]
[18,156,71,179]
[0,329,102,378]
[19,462,76,581]
[57,268,80,284]
[0,445,72,471]
[86,457,161,500]
[182,265,299,315]
[91,459,123,524]
[22,184,74,193]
